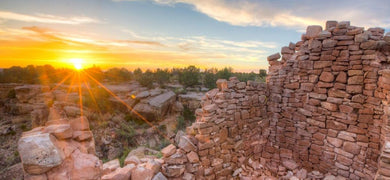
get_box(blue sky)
[0,0,389,72]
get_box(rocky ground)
[0,81,205,178]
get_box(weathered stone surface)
[161,144,176,158]
[125,155,141,166]
[102,164,134,180]
[69,116,89,131]
[267,53,281,61]
[327,137,343,148]
[72,131,93,141]
[103,159,120,175]
[282,160,298,170]
[306,25,322,39]
[343,142,360,155]
[18,133,65,174]
[178,136,197,152]
[43,124,73,140]
[71,149,102,179]
[131,166,154,180]
[320,72,335,82]
[323,39,338,48]
[152,172,168,180]
[186,151,199,163]
[14,85,49,103]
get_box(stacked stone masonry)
[17,21,390,179]
[267,21,390,179]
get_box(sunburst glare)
[70,58,84,70]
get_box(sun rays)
[49,67,173,144]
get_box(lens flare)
[70,58,84,70]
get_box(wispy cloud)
[115,0,390,30]
[0,11,100,24]
[0,25,272,71]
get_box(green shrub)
[176,116,186,132]
[183,106,195,123]
[115,121,136,146]
[178,65,200,87]
[119,147,131,167]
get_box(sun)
[70,58,84,70]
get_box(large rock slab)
[132,91,176,121]
[14,85,49,103]
[18,133,65,174]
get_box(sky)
[0,0,389,72]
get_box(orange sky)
[0,25,269,72]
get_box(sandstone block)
[267,53,281,61]
[161,144,176,158]
[103,159,120,175]
[320,72,335,82]
[343,142,361,155]
[71,149,102,180]
[69,116,90,131]
[306,25,323,39]
[187,151,199,163]
[131,166,154,180]
[18,133,65,174]
[178,136,197,152]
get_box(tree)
[217,67,233,80]
[105,68,132,83]
[179,65,200,87]
[203,68,217,89]
[133,68,142,80]
[258,69,267,82]
[137,69,154,88]
[154,68,170,86]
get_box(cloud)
[0,25,273,72]
[0,11,100,24]
[116,0,390,31]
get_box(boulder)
[145,159,162,174]
[69,116,90,131]
[63,106,81,117]
[103,159,120,175]
[18,133,65,174]
[72,131,93,141]
[102,164,135,180]
[132,103,156,121]
[148,90,176,115]
[71,149,102,179]
[43,124,73,140]
[124,155,141,166]
[132,90,176,121]
[178,92,203,110]
[14,85,49,103]
[131,166,154,180]
[152,172,168,180]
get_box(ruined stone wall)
[265,21,390,179]
[17,21,390,180]
[161,78,269,179]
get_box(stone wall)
[161,78,269,179]
[265,21,390,179]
